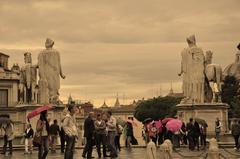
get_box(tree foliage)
[134,96,182,122]
[222,76,240,118]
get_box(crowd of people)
[142,117,224,151]
[4,105,240,158]
[0,105,137,159]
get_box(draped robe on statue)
[38,48,61,104]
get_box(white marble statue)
[207,138,220,159]
[223,43,240,81]
[159,140,173,159]
[146,139,157,159]
[179,35,205,103]
[38,38,65,104]
[19,52,38,104]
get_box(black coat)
[84,117,95,138]
[24,128,34,138]
[186,122,195,136]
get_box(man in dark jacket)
[82,112,95,159]
[186,118,195,151]
[232,120,240,150]
[49,119,60,153]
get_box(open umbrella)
[27,105,53,119]
[162,117,174,124]
[166,119,182,132]
[154,120,163,132]
[195,118,208,127]
[125,119,138,127]
[143,118,153,124]
[0,117,12,126]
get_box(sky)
[0,0,239,106]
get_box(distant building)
[167,83,184,98]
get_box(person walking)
[49,119,60,153]
[115,123,123,152]
[2,122,14,156]
[215,118,222,142]
[82,112,95,159]
[180,122,187,145]
[95,113,107,158]
[62,105,78,159]
[59,121,66,153]
[36,110,49,159]
[200,123,207,150]
[24,124,34,154]
[193,121,200,151]
[231,119,240,150]
[186,118,195,151]
[106,111,118,158]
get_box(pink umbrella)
[154,120,162,132]
[166,119,182,132]
[162,117,174,124]
[27,105,53,119]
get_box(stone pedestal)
[176,103,229,135]
[0,104,66,145]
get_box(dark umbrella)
[0,117,12,126]
[27,105,53,119]
[195,118,208,127]
[143,118,153,124]
[0,114,10,118]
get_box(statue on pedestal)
[38,38,65,104]
[19,52,38,104]
[179,35,205,103]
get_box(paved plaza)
[1,148,240,159]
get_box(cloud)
[0,0,239,106]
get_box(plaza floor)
[1,147,240,159]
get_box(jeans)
[216,132,220,142]
[188,135,194,151]
[114,134,121,151]
[60,134,65,153]
[96,133,107,157]
[3,135,12,154]
[50,135,58,151]
[64,135,75,159]
[108,131,117,157]
[234,135,239,149]
[38,136,49,159]
[82,136,94,158]
[200,134,207,148]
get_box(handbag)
[33,132,42,147]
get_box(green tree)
[134,96,182,122]
[222,76,240,118]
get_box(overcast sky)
[0,0,239,106]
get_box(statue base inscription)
[176,103,229,135]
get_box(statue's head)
[186,35,196,46]
[206,50,213,64]
[11,63,20,74]
[24,52,32,64]
[45,38,54,49]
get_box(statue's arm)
[58,51,66,79]
[178,50,185,76]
